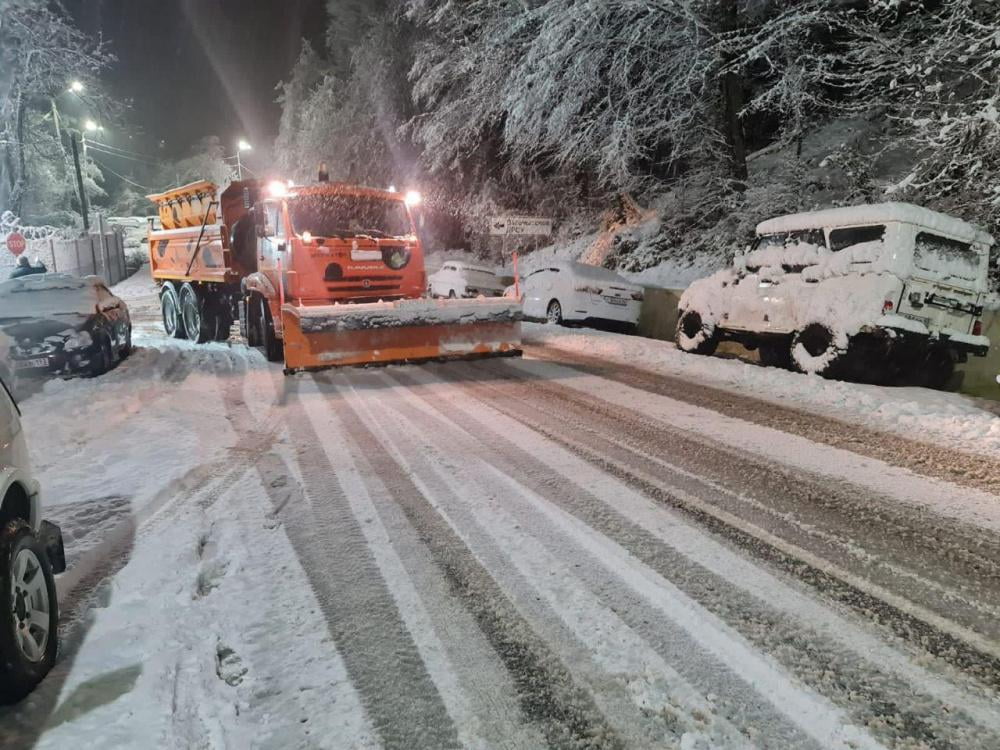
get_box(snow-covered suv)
[677,203,993,387]
[0,375,64,703]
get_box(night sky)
[63,0,326,158]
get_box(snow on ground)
[523,322,1000,458]
[4,264,1000,749]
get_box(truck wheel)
[160,283,186,339]
[791,323,847,376]
[180,283,214,344]
[0,520,58,705]
[675,310,718,355]
[256,296,284,363]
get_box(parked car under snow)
[0,274,132,378]
[427,261,506,298]
[676,203,993,388]
[521,261,643,332]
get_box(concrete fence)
[636,285,1000,401]
[0,229,128,286]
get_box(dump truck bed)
[281,297,523,370]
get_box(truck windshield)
[289,194,412,239]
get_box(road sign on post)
[489,216,552,237]
[5,232,26,257]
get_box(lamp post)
[236,139,252,180]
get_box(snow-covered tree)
[0,0,111,220]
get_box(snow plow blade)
[280,297,522,371]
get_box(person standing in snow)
[9,255,47,279]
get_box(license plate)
[604,296,627,306]
[15,357,48,369]
[351,249,382,261]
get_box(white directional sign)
[489,215,553,237]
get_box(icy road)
[3,267,1000,749]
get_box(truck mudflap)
[280,297,523,371]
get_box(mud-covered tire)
[923,347,956,390]
[180,283,214,344]
[791,323,847,376]
[160,283,185,339]
[758,340,792,369]
[0,520,58,705]
[675,310,718,355]
[256,295,284,363]
[547,300,563,325]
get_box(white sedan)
[428,261,506,298]
[521,260,643,331]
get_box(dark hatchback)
[0,274,132,378]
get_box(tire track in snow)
[466,360,1000,647]
[526,345,1000,494]
[347,370,808,750]
[387,364,1000,750]
[315,371,626,750]
[219,377,462,750]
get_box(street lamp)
[236,139,251,180]
[84,119,98,132]
[69,80,84,94]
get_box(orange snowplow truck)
[147,178,521,370]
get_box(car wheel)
[675,310,718,355]
[923,347,956,390]
[160,283,185,339]
[791,323,847,376]
[0,520,58,705]
[547,300,563,325]
[120,324,133,358]
[257,295,284,363]
[88,335,113,376]
[448,290,456,299]
[179,283,213,344]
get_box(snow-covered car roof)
[440,261,497,274]
[550,260,639,286]
[0,273,103,318]
[756,202,994,246]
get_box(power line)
[85,143,162,168]
[88,154,155,192]
[86,139,163,161]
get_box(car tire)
[179,283,213,344]
[547,300,563,325]
[923,347,956,390]
[448,290,456,299]
[0,520,58,705]
[675,310,718,355]
[160,283,185,339]
[120,324,133,358]
[88,335,113,377]
[256,295,284,363]
[758,340,792,369]
[791,323,847,376]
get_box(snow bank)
[523,323,1000,458]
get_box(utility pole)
[71,132,90,231]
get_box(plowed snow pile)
[524,323,1000,458]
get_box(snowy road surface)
[2,267,1000,749]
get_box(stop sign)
[5,232,26,257]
